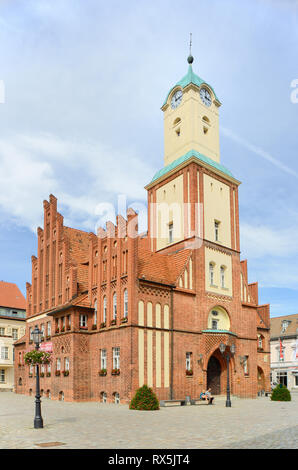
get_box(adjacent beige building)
[0,281,26,391]
[270,314,298,391]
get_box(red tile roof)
[138,241,191,286]
[0,281,26,310]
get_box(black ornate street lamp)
[219,342,236,408]
[32,326,44,429]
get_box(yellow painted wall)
[163,85,220,166]
[207,306,231,330]
[0,318,26,390]
[205,247,233,297]
[203,174,231,248]
[156,174,184,251]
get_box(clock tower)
[162,55,221,167]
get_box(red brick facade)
[14,153,271,403]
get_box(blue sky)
[0,0,297,317]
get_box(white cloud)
[0,132,154,232]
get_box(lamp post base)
[34,417,44,428]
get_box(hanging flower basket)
[24,350,52,365]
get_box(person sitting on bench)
[200,388,214,405]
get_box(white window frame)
[220,266,225,288]
[123,289,128,318]
[47,321,51,336]
[12,329,18,340]
[209,263,215,286]
[65,357,70,371]
[113,347,120,370]
[101,349,107,369]
[214,220,220,242]
[113,293,117,320]
[186,352,191,371]
[1,347,8,360]
[94,300,97,325]
[103,297,107,323]
[0,369,5,383]
[80,314,88,328]
[56,358,61,371]
[0,327,5,336]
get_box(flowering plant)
[24,350,52,365]
[186,369,193,376]
[111,369,120,375]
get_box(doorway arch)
[207,355,221,395]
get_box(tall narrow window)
[79,314,88,328]
[243,356,249,375]
[214,221,220,242]
[94,299,97,325]
[0,369,5,383]
[56,358,61,371]
[47,321,51,337]
[212,319,218,330]
[113,347,120,370]
[220,266,225,288]
[169,222,173,243]
[12,329,18,340]
[186,352,192,371]
[123,289,128,318]
[113,293,117,320]
[64,357,70,371]
[209,263,215,286]
[103,296,107,323]
[101,349,107,370]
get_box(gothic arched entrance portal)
[207,355,221,395]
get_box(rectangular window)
[101,349,107,370]
[243,356,249,375]
[65,357,70,371]
[186,352,192,371]
[214,221,220,242]
[0,327,5,336]
[56,358,61,371]
[212,319,218,330]
[0,369,5,383]
[1,347,8,360]
[113,347,120,370]
[80,314,88,328]
[47,321,51,336]
[169,222,173,244]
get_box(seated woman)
[200,388,214,405]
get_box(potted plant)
[63,370,69,377]
[120,317,128,324]
[110,319,117,326]
[99,369,107,376]
[186,369,193,376]
[55,370,61,377]
[24,350,51,366]
[111,368,120,376]
[46,372,51,377]
[100,322,106,329]
[92,324,97,330]
[61,327,65,333]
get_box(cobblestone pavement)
[0,392,297,449]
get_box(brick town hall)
[15,55,271,402]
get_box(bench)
[160,399,184,407]
[191,397,214,405]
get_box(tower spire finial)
[188,33,194,64]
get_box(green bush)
[129,385,160,410]
[271,384,291,401]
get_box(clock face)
[200,87,212,107]
[171,90,183,109]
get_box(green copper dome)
[162,64,220,108]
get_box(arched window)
[209,263,215,286]
[123,289,128,318]
[93,299,97,325]
[220,266,226,288]
[103,296,107,324]
[113,293,117,320]
[101,391,107,403]
[114,392,120,404]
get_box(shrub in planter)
[63,370,69,377]
[99,369,107,376]
[271,384,291,401]
[24,350,51,365]
[46,372,51,377]
[61,327,65,333]
[129,385,160,411]
[186,369,193,376]
[111,369,120,375]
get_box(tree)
[129,385,160,410]
[271,384,291,401]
